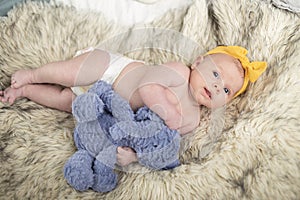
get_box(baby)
[0,46,267,165]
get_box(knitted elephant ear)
[206,46,267,97]
[110,92,135,121]
[89,80,135,121]
[72,93,104,123]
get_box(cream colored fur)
[0,1,299,199]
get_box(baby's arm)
[117,62,189,166]
[139,84,181,130]
[138,62,188,130]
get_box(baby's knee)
[60,88,75,112]
[61,87,75,98]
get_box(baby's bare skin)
[2,49,202,135]
[0,49,245,166]
[113,61,201,134]
[1,52,243,134]
[11,69,34,89]
[1,61,200,135]
[0,87,23,105]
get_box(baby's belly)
[113,62,147,111]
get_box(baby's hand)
[117,146,137,166]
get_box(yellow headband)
[206,46,267,97]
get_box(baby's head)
[190,46,267,109]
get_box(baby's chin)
[200,102,213,109]
[197,94,227,109]
[204,101,227,110]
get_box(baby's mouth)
[204,87,212,99]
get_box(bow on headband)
[206,46,267,97]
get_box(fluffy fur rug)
[0,0,299,199]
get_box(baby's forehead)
[206,53,244,78]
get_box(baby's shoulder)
[162,61,190,80]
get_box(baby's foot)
[11,69,35,88]
[0,86,24,105]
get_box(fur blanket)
[0,0,299,199]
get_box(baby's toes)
[11,78,17,88]
[11,81,18,89]
[8,96,16,105]
[0,95,9,103]
[11,73,15,81]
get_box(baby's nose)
[212,83,221,94]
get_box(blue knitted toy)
[64,80,180,192]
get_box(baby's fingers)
[8,96,15,105]
[121,146,135,152]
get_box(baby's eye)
[213,71,219,78]
[224,88,230,95]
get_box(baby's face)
[190,53,244,109]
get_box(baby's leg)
[11,49,110,88]
[0,84,75,112]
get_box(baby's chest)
[165,83,189,105]
[165,85,200,124]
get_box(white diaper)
[71,47,144,96]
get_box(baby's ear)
[191,55,204,69]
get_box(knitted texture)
[64,80,180,192]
